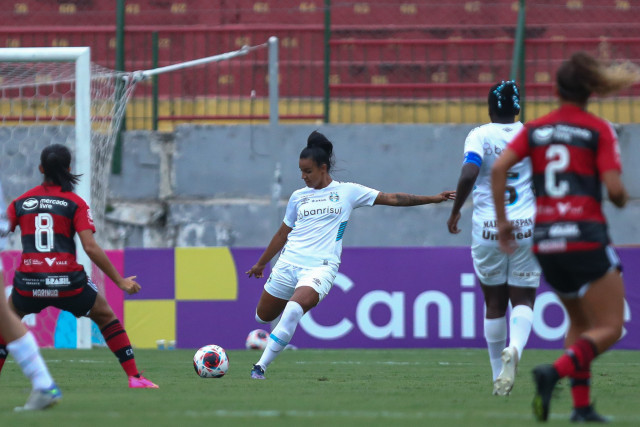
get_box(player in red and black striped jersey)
[491,52,638,422]
[0,144,158,389]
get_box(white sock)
[256,301,304,370]
[508,305,534,362]
[7,331,54,390]
[484,317,507,381]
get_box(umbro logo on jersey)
[45,257,57,266]
[23,198,38,210]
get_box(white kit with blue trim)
[463,121,536,246]
[279,180,379,267]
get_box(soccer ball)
[245,329,269,350]
[193,344,229,378]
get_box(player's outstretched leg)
[532,364,560,422]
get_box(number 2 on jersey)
[35,213,54,252]
[545,145,570,197]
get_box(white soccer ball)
[193,344,229,378]
[245,329,269,350]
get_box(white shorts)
[264,260,338,302]
[471,243,541,287]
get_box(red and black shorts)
[535,245,622,299]
[11,278,99,318]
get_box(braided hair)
[488,80,521,119]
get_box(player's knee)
[255,311,271,324]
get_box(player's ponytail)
[488,80,520,118]
[557,51,640,104]
[300,130,335,172]
[40,144,81,192]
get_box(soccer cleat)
[532,364,560,422]
[14,383,62,411]
[570,405,610,423]
[495,346,519,396]
[128,374,159,388]
[250,364,266,380]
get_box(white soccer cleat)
[494,346,519,396]
[14,383,62,411]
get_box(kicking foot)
[15,383,62,411]
[128,374,159,388]
[532,364,560,422]
[495,346,519,396]
[250,364,265,380]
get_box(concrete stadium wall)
[102,124,640,249]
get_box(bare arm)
[246,222,293,278]
[374,190,455,206]
[78,229,141,295]
[447,163,480,234]
[491,148,521,253]
[602,170,628,208]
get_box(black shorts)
[11,279,99,318]
[535,246,621,298]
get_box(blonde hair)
[556,52,640,103]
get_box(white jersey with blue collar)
[279,180,379,267]
[463,121,535,246]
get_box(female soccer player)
[1,144,157,389]
[447,80,540,396]
[246,130,456,379]
[491,52,637,422]
[1,181,61,410]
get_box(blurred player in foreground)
[246,130,455,379]
[491,52,638,422]
[0,145,157,389]
[1,180,61,410]
[448,80,540,396]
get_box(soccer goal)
[0,38,278,349]
[0,47,137,349]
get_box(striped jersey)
[507,104,621,253]
[279,180,379,268]
[7,184,95,297]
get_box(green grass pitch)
[0,348,638,426]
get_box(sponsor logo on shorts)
[538,239,567,253]
[45,276,71,286]
[511,271,541,278]
[33,289,59,297]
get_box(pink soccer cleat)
[128,375,159,389]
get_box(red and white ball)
[245,329,269,350]
[193,344,229,378]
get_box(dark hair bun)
[307,130,333,157]
[489,80,520,117]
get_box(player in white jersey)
[246,130,455,379]
[0,180,62,410]
[446,81,540,396]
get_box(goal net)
[0,47,137,348]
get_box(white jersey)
[279,180,379,268]
[464,122,535,246]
